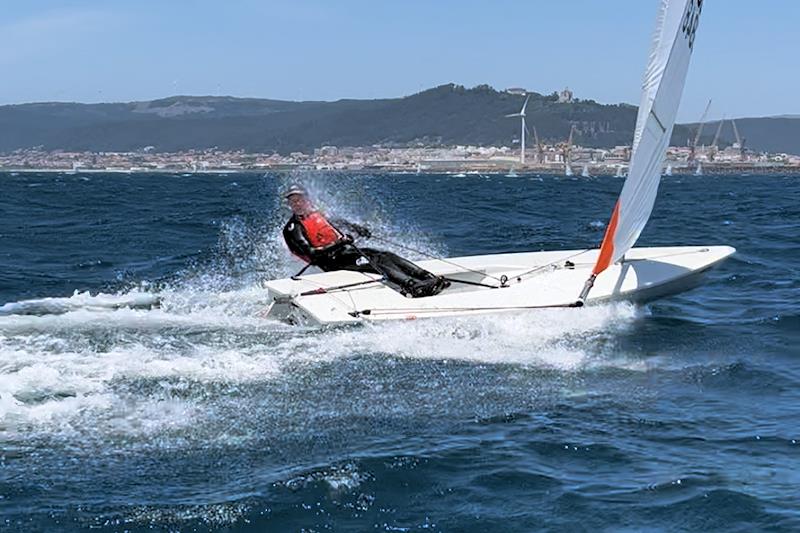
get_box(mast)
[578,0,704,304]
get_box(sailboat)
[581,164,591,178]
[665,164,673,176]
[565,164,573,177]
[694,162,703,176]
[262,0,732,326]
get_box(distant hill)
[0,84,797,154]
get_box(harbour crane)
[708,117,725,161]
[562,125,576,175]
[731,119,747,161]
[688,99,712,164]
[531,125,545,163]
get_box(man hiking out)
[281,185,449,298]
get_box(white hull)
[262,245,735,327]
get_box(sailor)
[282,184,448,298]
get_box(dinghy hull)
[261,245,734,327]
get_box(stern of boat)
[260,272,374,327]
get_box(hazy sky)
[1,1,796,121]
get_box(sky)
[1,0,796,121]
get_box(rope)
[514,247,710,282]
[349,300,583,317]
[297,277,384,296]
[366,236,606,288]
[619,248,710,262]
[367,234,506,286]
[441,277,502,289]
[513,248,595,281]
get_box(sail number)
[682,0,703,50]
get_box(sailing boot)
[407,276,450,298]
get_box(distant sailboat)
[694,162,703,176]
[505,168,519,178]
[615,165,626,178]
[581,164,590,178]
[565,164,573,177]
[65,162,81,175]
[665,164,673,176]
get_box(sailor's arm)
[330,218,371,238]
[283,219,315,262]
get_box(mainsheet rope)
[367,234,507,286]
[370,234,597,286]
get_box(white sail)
[590,0,703,278]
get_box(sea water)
[0,172,798,531]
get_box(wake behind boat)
[262,0,725,327]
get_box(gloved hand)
[354,225,372,238]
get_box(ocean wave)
[2,172,798,530]
[0,295,645,444]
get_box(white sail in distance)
[587,0,703,283]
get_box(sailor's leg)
[362,249,436,281]
[358,249,412,286]
[323,246,379,274]
[360,249,448,297]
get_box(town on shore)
[2,141,799,175]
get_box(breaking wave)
[0,279,643,446]
[0,174,660,459]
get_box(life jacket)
[299,211,344,248]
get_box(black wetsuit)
[282,214,445,297]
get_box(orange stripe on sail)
[593,200,621,275]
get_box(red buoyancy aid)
[300,211,344,248]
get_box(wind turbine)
[506,94,530,165]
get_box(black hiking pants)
[315,245,437,290]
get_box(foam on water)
[0,174,643,452]
[0,279,642,447]
[0,290,160,316]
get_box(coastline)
[2,165,799,176]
